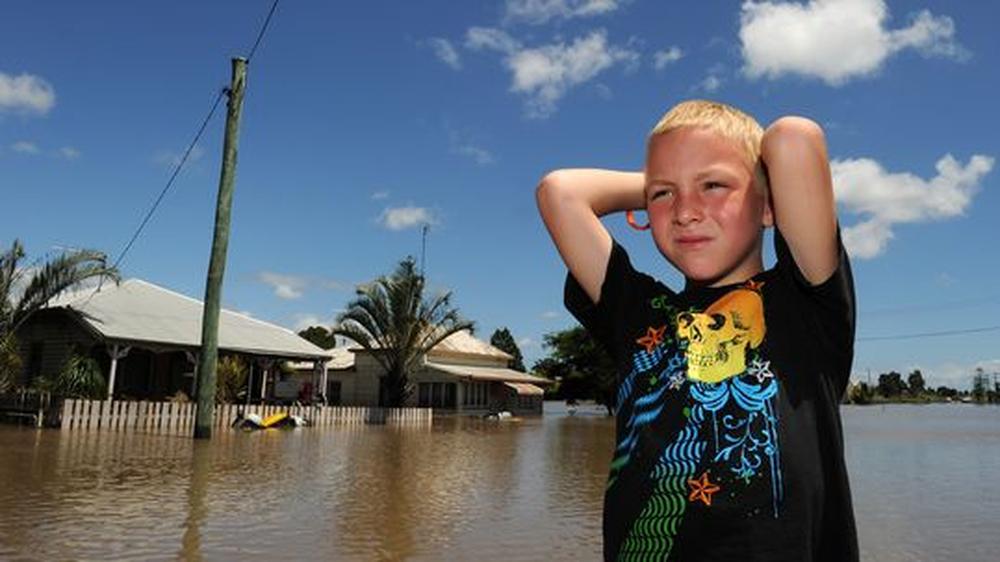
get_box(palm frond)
[334,256,472,406]
[10,248,118,333]
[1,240,119,336]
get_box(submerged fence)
[59,399,433,436]
[0,390,55,427]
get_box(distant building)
[15,279,331,401]
[290,330,552,415]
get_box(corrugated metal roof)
[427,330,512,360]
[503,382,545,395]
[46,279,330,360]
[426,362,553,385]
[287,347,355,370]
[330,329,513,366]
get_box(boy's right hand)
[536,169,645,304]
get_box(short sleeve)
[564,239,664,362]
[774,227,857,395]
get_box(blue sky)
[2,0,998,389]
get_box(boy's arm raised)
[536,169,645,304]
[762,116,839,285]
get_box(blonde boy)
[537,100,857,561]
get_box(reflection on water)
[0,403,612,561]
[0,403,998,560]
[843,404,1000,562]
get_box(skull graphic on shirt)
[676,285,766,383]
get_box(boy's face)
[644,126,773,287]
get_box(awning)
[503,382,544,396]
[426,361,553,386]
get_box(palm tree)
[0,239,118,390]
[332,257,473,407]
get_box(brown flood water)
[0,404,612,561]
[2,403,1000,561]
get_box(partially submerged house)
[291,330,553,415]
[15,279,331,401]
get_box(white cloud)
[256,272,346,299]
[540,310,560,319]
[153,145,205,168]
[428,37,461,70]
[593,82,613,100]
[653,46,684,70]
[698,74,723,92]
[59,146,81,160]
[466,27,521,54]
[449,128,495,165]
[833,153,994,258]
[0,72,55,114]
[455,144,495,165]
[690,63,726,93]
[518,337,536,348]
[934,272,957,287]
[739,0,968,85]
[505,0,625,24]
[510,31,639,117]
[256,271,308,299]
[378,206,435,230]
[11,141,39,155]
[371,190,390,200]
[840,218,892,260]
[468,28,639,118]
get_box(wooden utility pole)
[420,223,429,276]
[194,58,247,439]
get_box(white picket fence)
[59,399,432,436]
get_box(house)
[14,279,332,401]
[291,330,553,415]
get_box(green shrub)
[216,356,248,404]
[0,333,21,394]
[57,355,106,399]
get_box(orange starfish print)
[688,471,721,506]
[636,325,667,353]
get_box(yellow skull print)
[676,285,766,384]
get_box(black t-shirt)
[565,230,858,561]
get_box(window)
[418,382,456,408]
[327,381,342,406]
[464,381,488,407]
[28,342,44,380]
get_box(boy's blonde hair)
[650,99,769,194]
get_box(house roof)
[426,362,553,386]
[45,279,331,360]
[287,347,355,371]
[317,329,513,367]
[426,330,512,361]
[504,382,545,396]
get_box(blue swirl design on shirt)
[607,350,687,489]
[617,369,784,561]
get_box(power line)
[857,325,1000,342]
[111,0,282,272]
[78,0,283,306]
[247,0,281,63]
[111,89,226,272]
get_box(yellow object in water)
[261,412,289,428]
